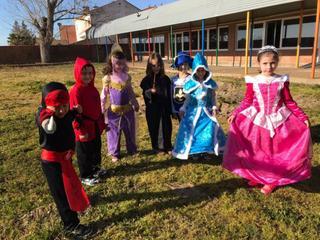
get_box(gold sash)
[110,104,132,114]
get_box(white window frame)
[235,21,265,51]
[218,25,229,51]
[280,14,315,50]
[207,27,218,50]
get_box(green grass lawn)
[0,64,320,239]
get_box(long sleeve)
[179,93,190,112]
[282,82,308,122]
[140,76,152,102]
[41,115,56,134]
[69,88,87,136]
[211,90,217,108]
[232,83,254,116]
[100,87,109,113]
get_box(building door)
[266,20,281,48]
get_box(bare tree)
[13,0,88,63]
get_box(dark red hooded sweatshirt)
[69,57,105,142]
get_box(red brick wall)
[59,25,77,44]
[0,45,108,64]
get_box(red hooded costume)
[69,57,105,142]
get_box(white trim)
[245,74,289,84]
[172,106,203,159]
[203,107,220,155]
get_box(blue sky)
[0,0,175,46]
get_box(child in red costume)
[36,82,93,238]
[69,57,107,186]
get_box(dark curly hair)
[146,52,165,76]
[102,50,127,75]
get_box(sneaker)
[65,224,94,238]
[93,168,108,179]
[81,177,100,186]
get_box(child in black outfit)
[36,82,93,238]
[140,53,173,154]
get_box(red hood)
[74,57,96,86]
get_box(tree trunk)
[40,40,51,63]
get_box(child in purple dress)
[101,49,139,162]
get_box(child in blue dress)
[172,53,226,160]
[171,51,193,121]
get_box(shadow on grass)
[292,165,320,193]
[90,178,245,233]
[310,124,320,143]
[108,155,223,178]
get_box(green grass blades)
[0,65,320,239]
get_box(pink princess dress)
[223,74,312,186]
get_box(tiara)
[258,45,279,56]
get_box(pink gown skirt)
[223,113,312,186]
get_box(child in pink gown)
[223,45,312,195]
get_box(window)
[191,31,198,50]
[301,15,315,47]
[282,18,299,47]
[209,29,217,49]
[266,20,281,48]
[237,25,246,49]
[176,33,182,54]
[219,27,229,49]
[199,29,207,50]
[237,23,264,49]
[252,23,264,48]
[183,32,190,51]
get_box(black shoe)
[93,168,108,179]
[65,224,94,238]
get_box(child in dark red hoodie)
[36,82,93,238]
[69,57,106,186]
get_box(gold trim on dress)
[110,104,132,114]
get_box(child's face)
[113,59,127,73]
[54,104,69,118]
[196,67,206,80]
[259,53,278,76]
[178,63,189,73]
[150,59,160,74]
[81,66,94,85]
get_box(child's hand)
[47,106,55,112]
[79,133,88,141]
[151,88,157,94]
[227,115,235,124]
[179,111,185,119]
[73,104,83,114]
[304,120,310,127]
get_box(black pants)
[145,106,172,151]
[76,134,102,178]
[41,161,79,228]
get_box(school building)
[88,0,319,78]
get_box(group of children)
[36,45,312,237]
